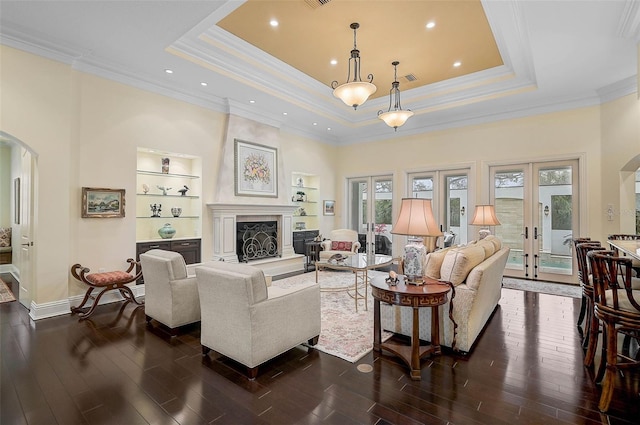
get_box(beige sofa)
[381,235,510,354]
[195,261,321,379]
[320,229,360,260]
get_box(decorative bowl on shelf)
[171,207,182,217]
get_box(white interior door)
[18,148,35,309]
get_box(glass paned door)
[348,175,393,255]
[409,170,470,245]
[491,160,579,283]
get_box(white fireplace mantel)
[207,203,303,275]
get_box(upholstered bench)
[70,259,143,319]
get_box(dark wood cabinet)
[136,238,201,283]
[293,230,319,255]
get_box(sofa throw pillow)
[440,245,486,286]
[0,228,11,248]
[484,235,502,251]
[423,247,454,279]
[476,240,496,258]
[331,240,353,251]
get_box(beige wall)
[0,45,336,307]
[1,43,638,312]
[600,93,640,237]
[335,106,604,248]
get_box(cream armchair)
[139,249,200,335]
[196,261,321,379]
[320,229,360,260]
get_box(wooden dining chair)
[575,242,605,364]
[589,251,640,412]
[572,237,594,331]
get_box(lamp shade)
[333,81,377,109]
[378,109,414,129]
[470,205,501,226]
[391,198,443,237]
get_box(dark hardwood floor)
[1,273,639,425]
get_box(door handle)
[524,227,528,239]
[22,242,33,246]
[534,227,538,240]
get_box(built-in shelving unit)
[136,149,202,242]
[291,172,319,231]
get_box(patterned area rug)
[273,270,392,363]
[502,277,581,298]
[0,278,16,303]
[274,271,581,362]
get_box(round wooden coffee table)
[371,275,456,380]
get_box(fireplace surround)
[207,203,304,275]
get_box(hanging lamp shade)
[378,61,413,130]
[331,23,376,110]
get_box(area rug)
[0,278,16,303]
[272,270,392,363]
[502,276,581,298]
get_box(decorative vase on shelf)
[171,207,182,217]
[158,223,176,239]
[161,157,170,174]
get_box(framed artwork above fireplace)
[234,139,278,198]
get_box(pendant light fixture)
[378,61,414,131]
[331,23,376,110]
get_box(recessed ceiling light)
[270,19,278,27]
[283,112,288,115]
[200,82,208,86]
[164,69,173,74]
[327,127,331,131]
[313,122,317,126]
[330,59,338,65]
[249,100,256,104]
[426,21,436,29]
[453,61,462,67]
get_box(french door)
[490,159,580,283]
[347,175,393,255]
[409,169,470,245]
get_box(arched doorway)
[0,131,37,309]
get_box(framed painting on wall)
[82,187,126,218]
[234,139,278,198]
[323,200,335,216]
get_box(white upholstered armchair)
[195,261,321,379]
[320,228,360,260]
[139,249,200,335]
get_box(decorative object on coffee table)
[158,223,176,239]
[470,204,501,239]
[391,198,443,285]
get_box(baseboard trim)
[29,284,146,321]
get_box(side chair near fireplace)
[139,249,200,335]
[195,261,321,379]
[320,228,360,260]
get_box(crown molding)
[618,0,640,40]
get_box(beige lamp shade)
[470,205,501,226]
[391,198,443,237]
[333,81,377,109]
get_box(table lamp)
[470,205,501,239]
[391,198,443,285]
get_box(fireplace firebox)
[236,221,279,262]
